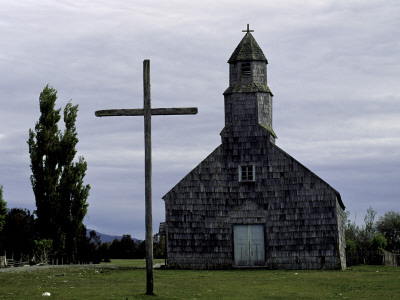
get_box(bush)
[346,239,357,252]
[370,233,387,251]
[34,239,53,264]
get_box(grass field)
[1,260,399,299]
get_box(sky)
[1,0,399,240]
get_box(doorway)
[233,224,265,266]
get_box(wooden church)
[160,26,347,270]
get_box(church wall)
[252,61,267,84]
[164,132,345,270]
[229,63,239,86]
[224,93,258,127]
[257,93,273,127]
[228,61,267,85]
[336,198,347,269]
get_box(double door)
[234,225,265,266]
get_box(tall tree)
[28,85,90,259]
[58,102,90,261]
[28,85,61,244]
[0,185,7,232]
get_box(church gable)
[163,135,345,269]
[164,134,342,216]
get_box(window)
[239,165,255,182]
[241,62,251,76]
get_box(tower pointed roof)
[228,31,268,63]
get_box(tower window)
[239,165,255,182]
[241,62,251,76]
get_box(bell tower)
[222,25,276,143]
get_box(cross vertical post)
[143,60,153,295]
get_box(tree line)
[344,206,400,263]
[0,202,165,264]
[94,233,165,263]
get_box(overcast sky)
[1,0,399,239]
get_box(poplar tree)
[28,85,61,244]
[28,85,90,260]
[58,103,90,262]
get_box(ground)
[0,260,399,299]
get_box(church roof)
[228,32,268,63]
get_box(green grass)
[1,260,399,299]
[100,259,165,268]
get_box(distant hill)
[86,229,141,244]
[86,229,122,243]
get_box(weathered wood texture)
[162,30,346,270]
[143,60,153,295]
[95,107,198,117]
[164,129,346,269]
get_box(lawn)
[0,260,399,299]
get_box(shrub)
[370,233,387,251]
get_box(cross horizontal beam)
[95,107,198,117]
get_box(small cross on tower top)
[242,24,254,33]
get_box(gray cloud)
[1,0,399,238]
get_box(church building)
[160,26,346,270]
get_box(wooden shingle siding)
[163,127,346,269]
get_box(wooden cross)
[95,60,198,295]
[242,24,254,33]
